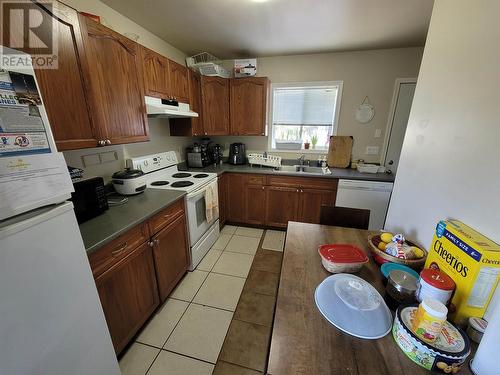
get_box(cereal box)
[425,220,500,326]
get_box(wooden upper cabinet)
[9,2,99,150]
[230,77,269,136]
[79,16,149,145]
[201,76,230,135]
[141,46,170,98]
[169,60,190,103]
[169,69,204,136]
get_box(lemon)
[377,242,387,251]
[411,246,425,258]
[380,232,394,243]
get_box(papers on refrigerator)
[0,152,74,220]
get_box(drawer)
[266,175,338,190]
[148,198,185,235]
[245,174,266,185]
[89,223,149,277]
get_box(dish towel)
[205,180,219,223]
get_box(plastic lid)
[388,270,418,292]
[112,168,144,179]
[469,317,488,333]
[420,269,456,291]
[381,263,419,280]
[315,274,392,339]
[422,297,448,318]
[318,244,368,264]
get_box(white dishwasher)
[335,179,394,230]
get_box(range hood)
[145,96,199,118]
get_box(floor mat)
[261,230,286,252]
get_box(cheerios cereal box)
[425,219,500,326]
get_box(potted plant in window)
[311,135,318,149]
[304,140,310,149]
[275,128,302,150]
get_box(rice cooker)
[112,168,147,195]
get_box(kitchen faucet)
[298,154,306,165]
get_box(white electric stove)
[127,151,220,270]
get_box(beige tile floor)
[119,226,284,375]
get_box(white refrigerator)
[0,48,120,374]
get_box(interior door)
[384,81,416,174]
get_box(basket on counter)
[367,234,427,270]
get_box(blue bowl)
[380,263,420,285]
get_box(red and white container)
[318,244,369,273]
[417,269,456,305]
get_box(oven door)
[185,182,219,246]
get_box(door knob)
[388,160,394,165]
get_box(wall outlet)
[81,153,100,167]
[374,129,382,138]
[99,151,118,164]
[365,146,379,155]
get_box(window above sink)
[268,81,343,152]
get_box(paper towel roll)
[471,308,500,374]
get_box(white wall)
[385,0,500,248]
[214,47,423,162]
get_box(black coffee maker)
[210,144,223,165]
[228,143,246,165]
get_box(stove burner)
[171,181,194,188]
[150,181,169,186]
[172,172,192,178]
[193,173,209,178]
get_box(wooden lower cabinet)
[298,188,336,224]
[245,184,267,225]
[226,174,246,223]
[152,215,189,302]
[218,175,227,227]
[265,186,300,228]
[95,242,159,354]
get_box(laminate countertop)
[79,189,186,254]
[267,222,474,375]
[180,162,395,182]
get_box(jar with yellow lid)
[411,297,448,344]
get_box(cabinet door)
[265,186,300,229]
[201,76,230,135]
[79,16,149,145]
[218,175,227,227]
[141,46,170,98]
[95,242,159,354]
[298,188,336,224]
[10,2,99,150]
[169,60,190,103]
[169,69,204,136]
[226,174,246,223]
[246,184,267,225]
[230,77,268,136]
[152,214,189,302]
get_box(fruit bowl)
[367,234,427,270]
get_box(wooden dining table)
[267,222,473,375]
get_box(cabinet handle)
[262,186,265,190]
[154,239,160,246]
[148,241,154,247]
[111,242,128,256]
[98,140,105,146]
[296,189,299,192]
[105,139,111,145]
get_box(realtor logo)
[0,0,58,68]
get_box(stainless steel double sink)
[275,165,331,175]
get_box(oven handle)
[186,187,208,199]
